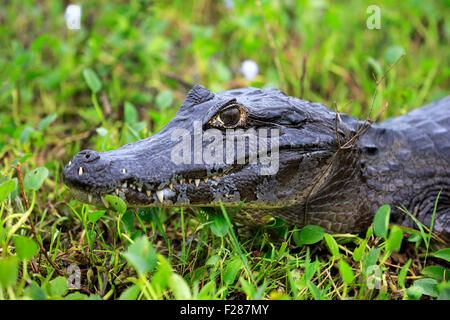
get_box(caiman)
[63,85,450,241]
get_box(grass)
[0,0,449,300]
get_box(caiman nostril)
[77,150,100,163]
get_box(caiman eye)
[208,103,248,129]
[218,107,241,126]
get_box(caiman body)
[63,86,450,241]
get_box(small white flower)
[240,60,259,81]
[65,4,82,30]
[223,0,235,9]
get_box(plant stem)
[12,163,64,277]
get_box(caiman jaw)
[65,167,238,208]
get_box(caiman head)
[63,85,361,229]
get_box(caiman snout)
[77,150,100,163]
[63,149,111,192]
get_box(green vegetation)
[0,0,449,300]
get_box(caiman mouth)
[66,165,243,208]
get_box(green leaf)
[104,195,127,214]
[306,280,322,300]
[367,57,383,79]
[12,235,39,260]
[323,233,340,258]
[87,230,97,246]
[38,114,57,131]
[398,258,412,289]
[121,210,135,233]
[353,239,367,262]
[11,154,32,167]
[206,254,220,266]
[25,281,47,300]
[373,204,390,238]
[151,255,172,292]
[384,46,405,64]
[83,68,102,93]
[65,292,88,300]
[406,285,423,300]
[24,281,47,300]
[198,280,217,299]
[0,256,19,287]
[155,90,173,109]
[386,225,403,252]
[124,101,138,124]
[131,121,146,134]
[49,276,68,296]
[239,277,255,299]
[148,110,161,123]
[432,248,450,263]
[88,210,105,224]
[365,226,373,238]
[422,266,450,282]
[338,259,355,284]
[20,126,35,144]
[223,257,243,285]
[131,230,142,242]
[264,217,286,229]
[119,284,141,300]
[407,233,422,243]
[122,236,157,275]
[0,180,16,202]
[9,178,18,201]
[437,282,450,300]
[137,207,154,223]
[168,273,191,299]
[209,212,229,237]
[294,225,324,245]
[362,248,381,275]
[412,278,438,297]
[24,167,49,190]
[304,259,320,282]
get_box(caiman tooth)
[169,184,173,190]
[122,182,127,188]
[138,186,142,192]
[78,167,83,176]
[179,179,183,185]
[194,179,200,187]
[88,194,93,203]
[156,190,164,203]
[101,196,109,208]
[188,179,192,184]
[204,178,208,183]
[115,188,119,195]
[146,190,151,197]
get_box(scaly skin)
[63,86,450,241]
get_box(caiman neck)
[237,146,370,234]
[358,123,449,239]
